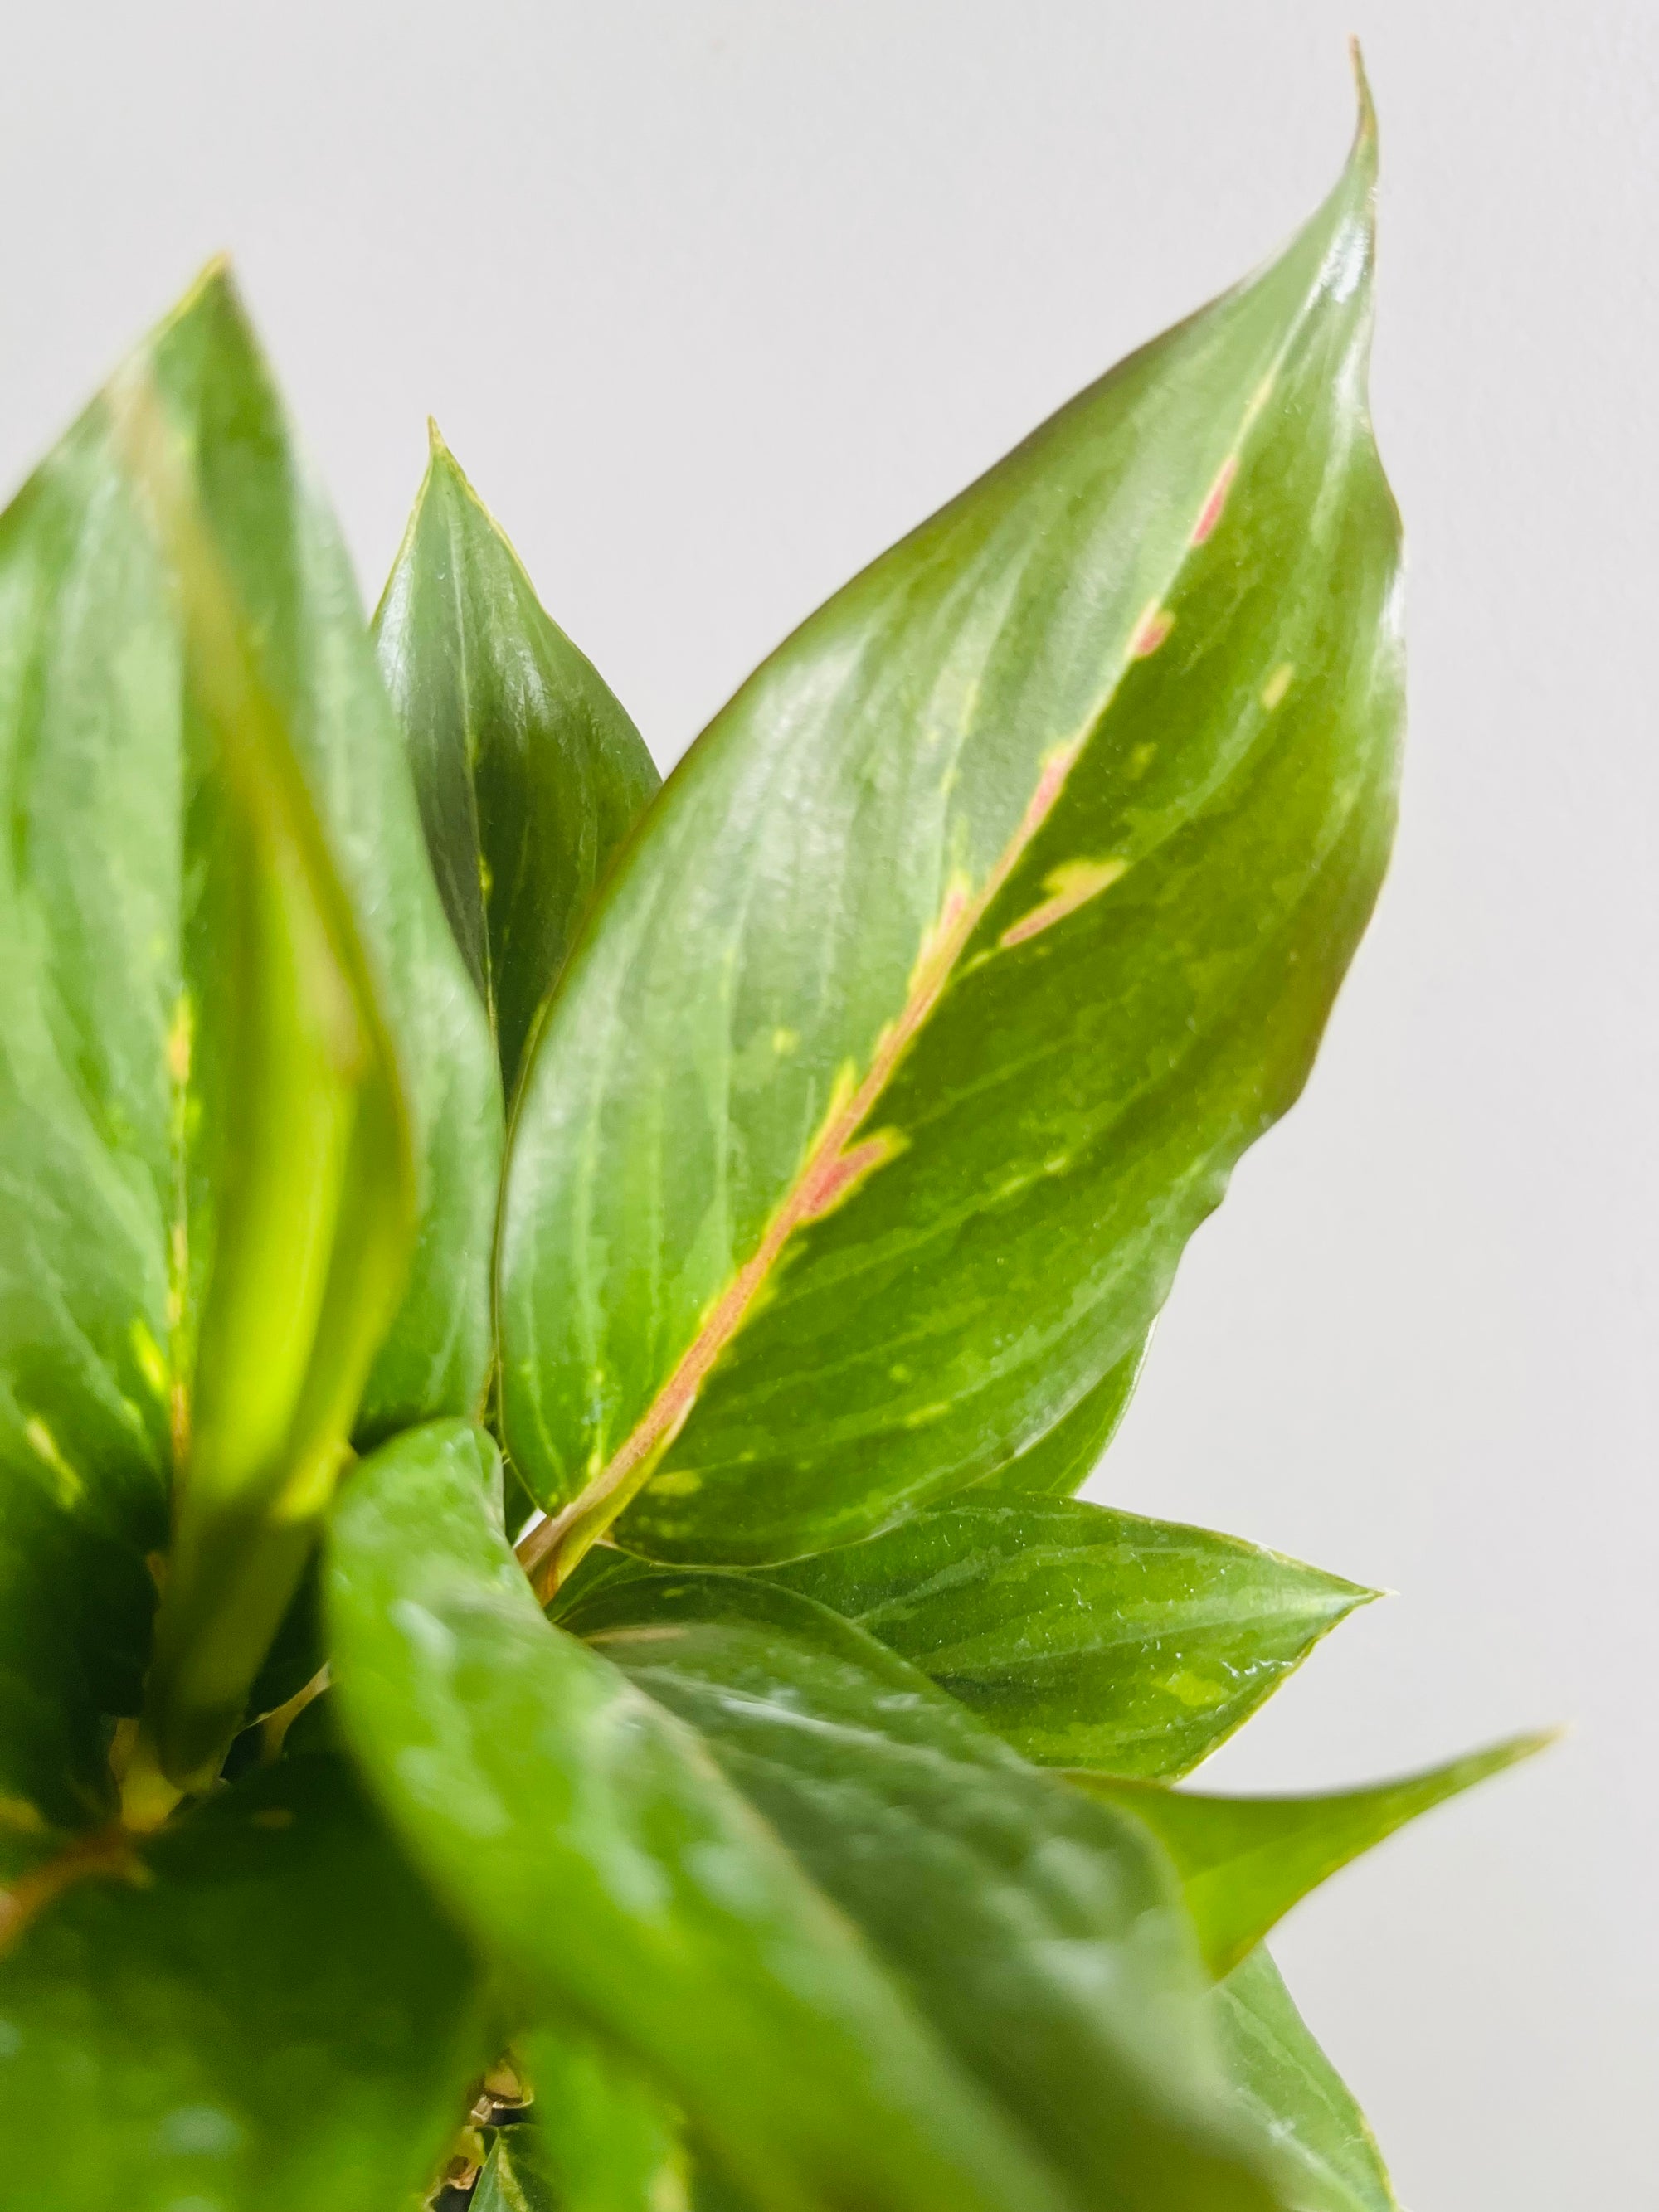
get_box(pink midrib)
[520,428,1253,1593]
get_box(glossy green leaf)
[0,265,499,1815]
[971,1334,1148,1497]
[1071,1734,1550,1977]
[502,86,1403,1581]
[375,430,660,1100]
[328,1418,1081,2212]
[0,1753,488,2211]
[559,1565,1285,2212]
[1216,1951,1398,2212]
[757,1497,1373,1776]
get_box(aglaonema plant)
[0,57,1543,2212]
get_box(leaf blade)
[1070,1734,1552,1976]
[757,1497,1374,1776]
[0,1753,489,2212]
[374,431,660,1098]
[559,1564,1287,2212]
[328,1418,1078,2212]
[1215,1950,1399,2212]
[502,96,1404,1575]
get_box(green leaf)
[476,2134,558,2212]
[484,2025,685,2212]
[757,1497,1373,1776]
[0,263,500,1814]
[111,359,416,1799]
[971,1334,1148,1497]
[501,85,1403,1581]
[0,1753,489,2212]
[374,430,660,1100]
[328,1418,1082,2212]
[1216,1950,1399,2212]
[1070,1734,1552,1977]
[558,1565,1286,2212]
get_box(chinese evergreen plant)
[0,62,1540,2212]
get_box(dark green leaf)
[1070,1734,1551,1977]
[0,1753,488,2211]
[476,2134,559,2212]
[328,1418,1080,2212]
[1216,1950,1398,2212]
[375,430,660,1099]
[501,89,1403,1579]
[560,1565,1285,2212]
[0,265,499,1814]
[758,1497,1373,1776]
[971,1335,1148,1497]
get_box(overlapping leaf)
[557,1565,1287,2212]
[0,1753,488,2211]
[501,90,1404,1581]
[1216,1951,1399,2212]
[971,1336,1147,1498]
[1073,1734,1548,1976]
[753,1497,1371,1774]
[374,432,660,1098]
[328,1420,1082,2212]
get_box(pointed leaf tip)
[1347,37,1379,178]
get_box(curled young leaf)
[502,85,1404,1581]
[0,265,499,1818]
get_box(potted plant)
[0,52,1540,2212]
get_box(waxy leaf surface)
[1216,1951,1398,2212]
[501,100,1403,1577]
[375,434,659,1098]
[328,1420,1076,2212]
[761,1498,1371,1775]
[972,1336,1147,1498]
[560,1564,1284,2212]
[1073,1734,1549,1976]
[0,1753,486,2211]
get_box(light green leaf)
[502,84,1403,1582]
[971,1335,1149,1497]
[559,1564,1286,2212]
[1216,1950,1399,2212]
[757,1497,1372,1775]
[112,360,415,1797]
[0,1753,489,2212]
[328,1418,1082,2212]
[0,264,501,1816]
[1071,1733,1552,1977]
[374,430,660,1099]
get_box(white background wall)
[2,4,1652,2203]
